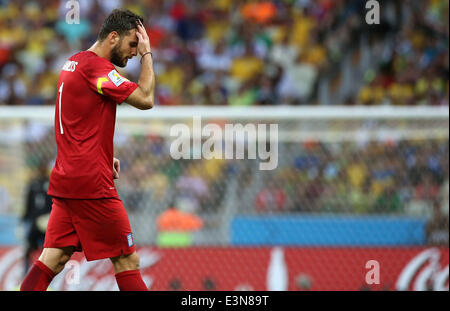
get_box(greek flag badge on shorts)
[127,233,134,247]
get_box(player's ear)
[108,31,120,45]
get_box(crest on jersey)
[108,69,127,87]
[127,233,134,247]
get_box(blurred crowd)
[106,134,450,222]
[256,140,449,217]
[0,0,448,106]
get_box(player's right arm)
[125,21,155,110]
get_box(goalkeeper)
[21,8,155,291]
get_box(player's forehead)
[122,28,138,43]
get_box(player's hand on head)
[136,20,151,56]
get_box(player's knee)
[39,247,74,275]
[55,252,73,274]
[129,252,140,270]
[57,253,71,266]
[111,252,140,272]
[123,252,140,270]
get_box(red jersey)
[48,51,138,199]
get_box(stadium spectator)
[373,185,402,214]
[0,62,27,105]
[120,159,149,211]
[426,199,449,246]
[230,40,264,85]
[241,1,277,25]
[255,178,287,213]
[156,202,204,247]
[349,177,375,214]
[174,162,210,211]
[277,52,318,104]
[197,38,232,74]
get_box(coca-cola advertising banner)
[0,246,447,291]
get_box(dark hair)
[98,9,143,41]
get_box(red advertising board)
[0,246,447,291]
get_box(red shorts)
[44,197,136,261]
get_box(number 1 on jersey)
[58,82,64,134]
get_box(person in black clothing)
[22,162,52,276]
[426,199,449,246]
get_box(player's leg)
[72,198,147,290]
[110,251,148,291]
[21,197,82,291]
[20,246,74,291]
[110,251,140,273]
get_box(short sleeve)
[80,58,139,104]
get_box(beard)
[110,41,127,67]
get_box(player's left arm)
[124,21,155,110]
[80,57,141,106]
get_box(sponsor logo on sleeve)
[108,70,128,87]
